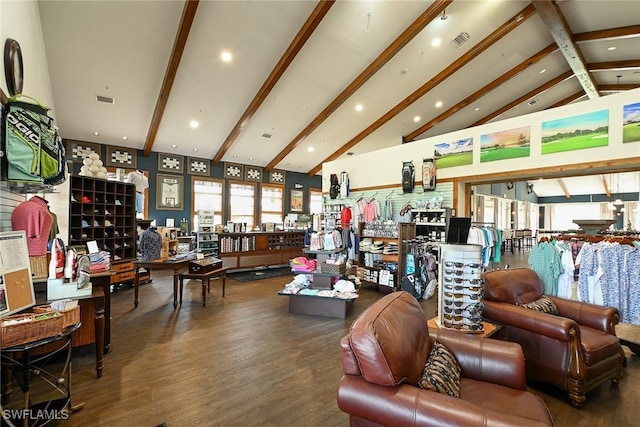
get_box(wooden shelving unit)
[412,208,452,242]
[68,175,137,286]
[358,222,415,292]
[197,209,218,255]
[218,231,305,270]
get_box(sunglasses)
[443,320,484,331]
[444,262,482,269]
[445,292,482,300]
[443,306,483,317]
[444,284,482,292]
[444,269,464,276]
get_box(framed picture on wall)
[290,189,304,212]
[66,140,102,163]
[156,174,184,210]
[187,157,210,176]
[158,152,184,174]
[269,169,285,184]
[106,145,137,169]
[245,166,263,182]
[224,162,244,180]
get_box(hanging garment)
[528,242,563,296]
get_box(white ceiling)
[528,171,640,198]
[35,0,640,196]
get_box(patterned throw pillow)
[518,295,559,315]
[419,340,461,398]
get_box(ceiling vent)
[261,133,272,139]
[528,99,539,106]
[346,152,354,156]
[96,95,114,104]
[453,32,470,46]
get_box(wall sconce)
[527,183,534,194]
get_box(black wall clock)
[4,38,24,96]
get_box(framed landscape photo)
[187,157,210,176]
[290,189,304,212]
[158,152,184,174]
[156,174,184,210]
[106,145,137,169]
[66,140,102,163]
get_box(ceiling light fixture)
[413,116,421,122]
[431,38,441,47]
[171,144,177,148]
[307,146,314,152]
[193,148,198,152]
[435,101,443,108]
[122,136,128,140]
[190,120,199,129]
[355,104,364,112]
[539,68,546,74]
[93,131,100,136]
[221,51,232,62]
[607,46,616,51]
[474,107,480,112]
[440,9,448,20]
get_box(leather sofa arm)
[429,328,527,390]
[549,296,619,334]
[483,300,578,341]
[337,376,552,427]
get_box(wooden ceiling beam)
[471,70,574,127]
[532,0,600,99]
[557,178,571,198]
[599,84,640,92]
[573,25,640,42]
[307,3,537,176]
[212,0,335,165]
[588,60,640,72]
[405,43,557,142]
[143,0,200,156]
[601,175,611,197]
[265,0,453,172]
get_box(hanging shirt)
[139,228,163,261]
[340,206,352,226]
[11,196,54,256]
[528,242,562,296]
[126,170,149,193]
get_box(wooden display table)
[133,256,196,308]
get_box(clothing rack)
[471,222,495,226]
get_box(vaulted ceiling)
[37,0,640,195]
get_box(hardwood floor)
[4,261,638,426]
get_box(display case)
[411,208,452,243]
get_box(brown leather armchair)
[481,268,624,407]
[337,291,554,426]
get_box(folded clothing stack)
[290,256,317,273]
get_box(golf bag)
[401,161,415,194]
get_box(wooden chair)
[513,230,525,252]
[178,267,228,306]
[523,229,533,248]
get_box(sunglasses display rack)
[438,244,484,333]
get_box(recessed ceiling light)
[190,120,199,129]
[539,68,546,74]
[431,38,441,47]
[193,148,198,152]
[249,157,253,161]
[307,146,314,152]
[233,154,237,158]
[171,144,177,148]
[607,46,616,51]
[413,116,421,122]
[474,107,480,112]
[435,101,443,108]
[93,131,100,136]
[221,51,232,62]
[355,104,364,112]
[122,136,128,140]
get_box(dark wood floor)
[5,254,639,426]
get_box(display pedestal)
[281,293,355,318]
